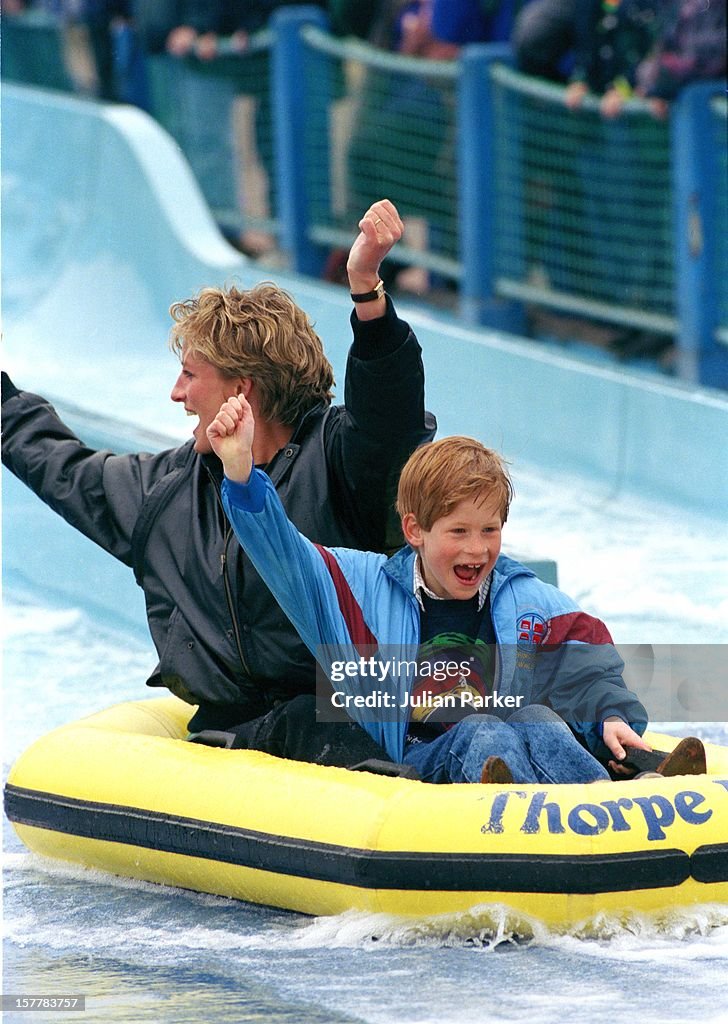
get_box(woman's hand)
[347,200,404,320]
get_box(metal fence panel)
[299,26,460,279]
[712,96,728,348]
[490,64,675,335]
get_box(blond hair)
[169,284,334,425]
[396,436,513,529]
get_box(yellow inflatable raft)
[5,697,728,926]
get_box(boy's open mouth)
[453,563,483,584]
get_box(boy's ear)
[401,512,424,548]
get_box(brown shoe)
[481,755,513,785]
[656,737,706,776]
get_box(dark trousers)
[224,695,392,767]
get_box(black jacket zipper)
[220,526,250,678]
[206,463,251,678]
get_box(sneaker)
[348,758,421,780]
[481,756,513,785]
[655,737,706,777]
[622,745,666,773]
[634,771,663,779]
[187,730,236,748]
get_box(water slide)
[4,87,728,1008]
[3,84,727,632]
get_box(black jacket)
[2,300,436,727]
[135,0,325,53]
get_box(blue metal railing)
[2,6,725,388]
[269,8,726,389]
[710,95,728,350]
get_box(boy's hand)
[206,395,254,483]
[602,716,652,776]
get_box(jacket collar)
[200,403,330,483]
[383,547,533,600]
[383,545,417,593]
[288,400,329,443]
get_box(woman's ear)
[235,377,253,398]
[401,512,424,549]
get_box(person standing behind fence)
[135,1,318,254]
[512,0,578,82]
[133,1,243,239]
[4,0,142,101]
[337,1,455,296]
[564,0,659,121]
[430,0,525,48]
[76,0,132,101]
[338,1,520,297]
[634,0,727,120]
[561,0,668,354]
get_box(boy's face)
[402,492,503,600]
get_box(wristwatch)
[350,279,385,303]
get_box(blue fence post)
[458,43,524,331]
[671,81,727,389]
[272,5,329,276]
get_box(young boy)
[206,395,683,785]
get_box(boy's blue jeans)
[402,705,610,784]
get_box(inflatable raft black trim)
[690,844,728,883]
[6,783,723,894]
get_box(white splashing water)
[505,462,728,645]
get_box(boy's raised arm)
[207,395,362,664]
[206,395,254,483]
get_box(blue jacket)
[222,470,648,762]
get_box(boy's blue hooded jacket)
[222,471,648,763]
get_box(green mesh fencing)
[712,96,728,347]
[301,28,461,278]
[1,11,76,93]
[490,64,676,333]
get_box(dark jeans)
[199,694,393,768]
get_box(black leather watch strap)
[350,279,385,303]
